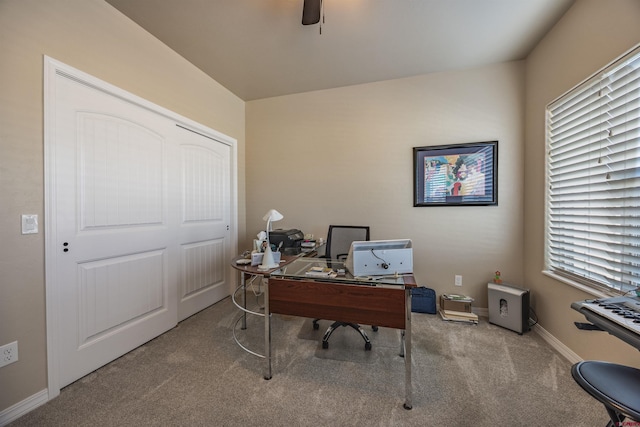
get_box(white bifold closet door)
[49,65,232,388]
[175,124,231,321]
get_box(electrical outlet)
[455,275,463,286]
[0,341,18,368]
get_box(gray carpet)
[11,296,605,426]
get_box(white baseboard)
[474,307,582,364]
[0,388,48,426]
[473,307,488,317]
[531,322,583,364]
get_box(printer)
[269,229,304,253]
[345,239,413,276]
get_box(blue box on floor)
[411,287,437,314]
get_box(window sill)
[541,270,612,299]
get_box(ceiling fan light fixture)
[302,0,322,25]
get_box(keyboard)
[579,297,640,334]
[572,296,640,349]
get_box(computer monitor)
[345,239,413,276]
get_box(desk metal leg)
[241,272,247,330]
[404,288,412,410]
[264,280,272,380]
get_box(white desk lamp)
[259,209,283,270]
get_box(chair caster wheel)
[365,342,372,351]
[322,341,328,349]
[372,326,378,332]
[313,323,319,330]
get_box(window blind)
[546,46,640,293]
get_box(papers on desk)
[305,266,336,278]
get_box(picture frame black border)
[413,141,498,207]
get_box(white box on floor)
[488,282,530,334]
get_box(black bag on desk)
[411,287,437,314]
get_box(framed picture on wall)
[413,141,498,207]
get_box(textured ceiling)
[106,0,575,101]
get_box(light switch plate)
[21,214,38,234]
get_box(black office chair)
[571,360,640,427]
[312,225,377,350]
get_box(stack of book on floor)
[439,294,478,324]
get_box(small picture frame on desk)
[254,239,266,252]
[413,141,498,207]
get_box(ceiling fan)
[302,0,322,25]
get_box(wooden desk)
[231,256,416,410]
[268,277,411,329]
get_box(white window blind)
[546,46,640,294]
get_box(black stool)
[571,360,640,426]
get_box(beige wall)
[524,0,640,367]
[0,0,245,412]
[247,61,525,307]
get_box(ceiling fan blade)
[302,0,322,25]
